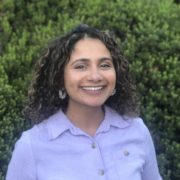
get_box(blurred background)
[0,0,179,179]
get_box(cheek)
[110,70,116,86]
[64,74,73,92]
[64,69,74,86]
[64,74,79,91]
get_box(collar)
[96,106,132,134]
[45,110,74,140]
[45,106,132,140]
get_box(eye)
[74,64,87,70]
[100,63,111,69]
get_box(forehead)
[70,38,111,59]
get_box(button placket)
[90,139,106,177]
[123,150,130,156]
[98,169,105,176]
[91,142,96,149]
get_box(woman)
[6,24,162,180]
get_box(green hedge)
[0,0,179,179]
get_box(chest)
[34,131,145,180]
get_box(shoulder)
[17,111,58,142]
[106,106,152,139]
[18,109,69,144]
[19,120,49,143]
[130,117,150,135]
[125,115,152,142]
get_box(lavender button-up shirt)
[6,106,162,180]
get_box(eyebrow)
[71,57,113,65]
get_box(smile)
[81,86,104,91]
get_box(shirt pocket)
[112,149,144,179]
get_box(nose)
[87,67,103,82]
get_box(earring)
[111,89,116,96]
[59,89,67,99]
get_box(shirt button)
[98,169,105,176]
[91,142,96,149]
[123,150,130,156]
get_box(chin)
[84,101,105,108]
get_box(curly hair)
[24,24,140,123]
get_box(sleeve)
[141,122,163,180]
[6,132,36,180]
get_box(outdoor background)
[0,0,179,180]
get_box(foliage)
[0,0,179,179]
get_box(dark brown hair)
[24,24,140,123]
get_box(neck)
[65,103,104,136]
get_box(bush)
[0,0,179,179]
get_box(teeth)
[82,86,103,91]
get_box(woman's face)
[64,38,116,110]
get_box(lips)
[81,86,104,91]
[80,86,106,95]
